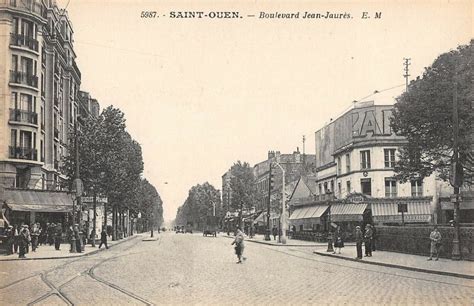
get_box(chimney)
[275,151,281,162]
[268,150,275,159]
[294,147,301,163]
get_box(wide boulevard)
[1,232,472,305]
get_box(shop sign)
[345,193,366,204]
[81,196,108,203]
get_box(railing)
[0,0,47,19]
[10,33,39,51]
[10,70,38,88]
[9,146,37,160]
[9,108,38,124]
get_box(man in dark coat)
[5,226,14,255]
[99,228,108,249]
[54,223,62,250]
[355,226,363,260]
[272,226,278,241]
[364,224,373,257]
[18,226,29,258]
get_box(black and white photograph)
[0,0,473,305]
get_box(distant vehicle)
[175,226,184,234]
[203,216,218,237]
[185,224,193,234]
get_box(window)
[324,182,328,193]
[330,181,334,194]
[411,179,423,197]
[337,157,342,175]
[318,183,322,195]
[11,92,17,109]
[385,178,397,197]
[338,182,341,197]
[11,130,17,147]
[384,149,396,168]
[12,55,18,71]
[361,178,372,196]
[345,153,350,173]
[360,150,371,169]
[346,181,351,194]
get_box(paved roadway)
[0,232,473,305]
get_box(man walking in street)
[231,227,246,263]
[99,228,109,249]
[54,223,62,250]
[355,226,363,260]
[272,225,278,241]
[428,225,442,261]
[364,224,373,257]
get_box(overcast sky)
[57,0,472,221]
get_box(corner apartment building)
[0,0,97,191]
[253,149,316,215]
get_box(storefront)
[371,197,432,225]
[439,191,474,224]
[289,204,329,232]
[2,189,74,228]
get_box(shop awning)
[289,205,328,221]
[4,190,74,213]
[372,201,431,223]
[331,203,367,222]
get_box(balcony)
[9,108,38,125]
[9,146,37,161]
[0,0,47,19]
[10,33,39,52]
[10,70,38,88]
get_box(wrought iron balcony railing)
[9,146,37,161]
[9,108,38,124]
[10,33,39,51]
[9,70,38,88]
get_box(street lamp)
[273,162,287,245]
[326,189,334,253]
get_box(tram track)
[2,235,157,305]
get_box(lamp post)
[264,163,272,241]
[273,162,287,244]
[326,189,334,253]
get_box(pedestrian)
[272,225,278,241]
[231,227,246,263]
[99,228,109,249]
[428,225,442,261]
[355,226,363,260]
[333,226,345,254]
[47,223,54,246]
[5,225,14,255]
[13,224,19,253]
[54,223,62,250]
[18,225,29,258]
[67,225,74,252]
[364,224,373,257]
[24,225,31,254]
[73,224,82,253]
[31,223,40,252]
[39,223,46,246]
[372,225,377,252]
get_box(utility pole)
[302,135,306,170]
[265,164,272,241]
[451,64,461,260]
[403,58,411,92]
[273,162,287,244]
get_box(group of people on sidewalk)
[3,221,110,258]
[354,224,375,259]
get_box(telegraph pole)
[451,64,461,260]
[265,164,272,241]
[403,58,411,92]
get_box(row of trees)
[63,106,163,240]
[175,182,221,228]
[175,161,258,228]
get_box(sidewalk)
[314,246,474,279]
[0,234,139,261]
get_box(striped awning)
[4,189,74,213]
[289,205,328,221]
[372,200,432,223]
[331,203,367,222]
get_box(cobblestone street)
[1,232,473,305]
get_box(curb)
[222,235,330,247]
[0,235,139,262]
[313,251,474,280]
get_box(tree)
[391,40,474,185]
[137,179,163,236]
[229,161,257,226]
[175,182,221,228]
